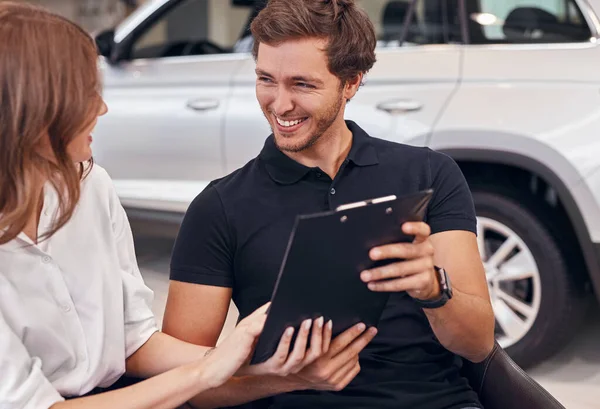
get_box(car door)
[95,0,254,212]
[223,0,464,173]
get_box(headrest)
[503,7,559,40]
[382,1,410,40]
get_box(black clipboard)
[250,189,433,365]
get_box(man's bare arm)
[425,230,495,362]
[162,282,233,346]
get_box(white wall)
[357,0,388,37]
[209,0,252,46]
[15,0,127,33]
[25,0,77,20]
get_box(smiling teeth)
[276,117,306,127]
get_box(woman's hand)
[198,302,333,389]
[198,303,270,388]
[238,315,332,378]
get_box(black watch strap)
[412,266,453,309]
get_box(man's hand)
[361,224,495,362]
[360,222,440,300]
[290,323,378,392]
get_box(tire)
[471,189,588,369]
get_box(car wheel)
[471,189,588,368]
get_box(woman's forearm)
[52,361,210,409]
[126,332,210,379]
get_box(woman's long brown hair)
[0,2,101,244]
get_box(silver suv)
[94,0,600,368]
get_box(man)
[164,1,495,408]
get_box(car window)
[130,0,254,59]
[357,0,463,48]
[467,0,592,44]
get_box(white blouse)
[0,165,158,409]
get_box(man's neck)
[285,120,353,179]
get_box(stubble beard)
[266,91,345,154]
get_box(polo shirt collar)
[259,120,379,185]
[346,120,379,167]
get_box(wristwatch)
[412,266,453,309]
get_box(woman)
[0,3,331,408]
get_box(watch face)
[439,269,447,287]
[443,269,453,298]
[438,267,453,299]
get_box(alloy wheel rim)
[477,217,542,348]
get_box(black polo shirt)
[170,121,482,409]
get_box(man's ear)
[344,73,363,101]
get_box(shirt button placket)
[44,257,73,315]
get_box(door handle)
[377,99,423,114]
[186,99,220,112]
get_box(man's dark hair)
[250,0,377,85]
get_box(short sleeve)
[0,310,65,409]
[109,184,159,358]
[426,150,477,235]
[170,185,234,288]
